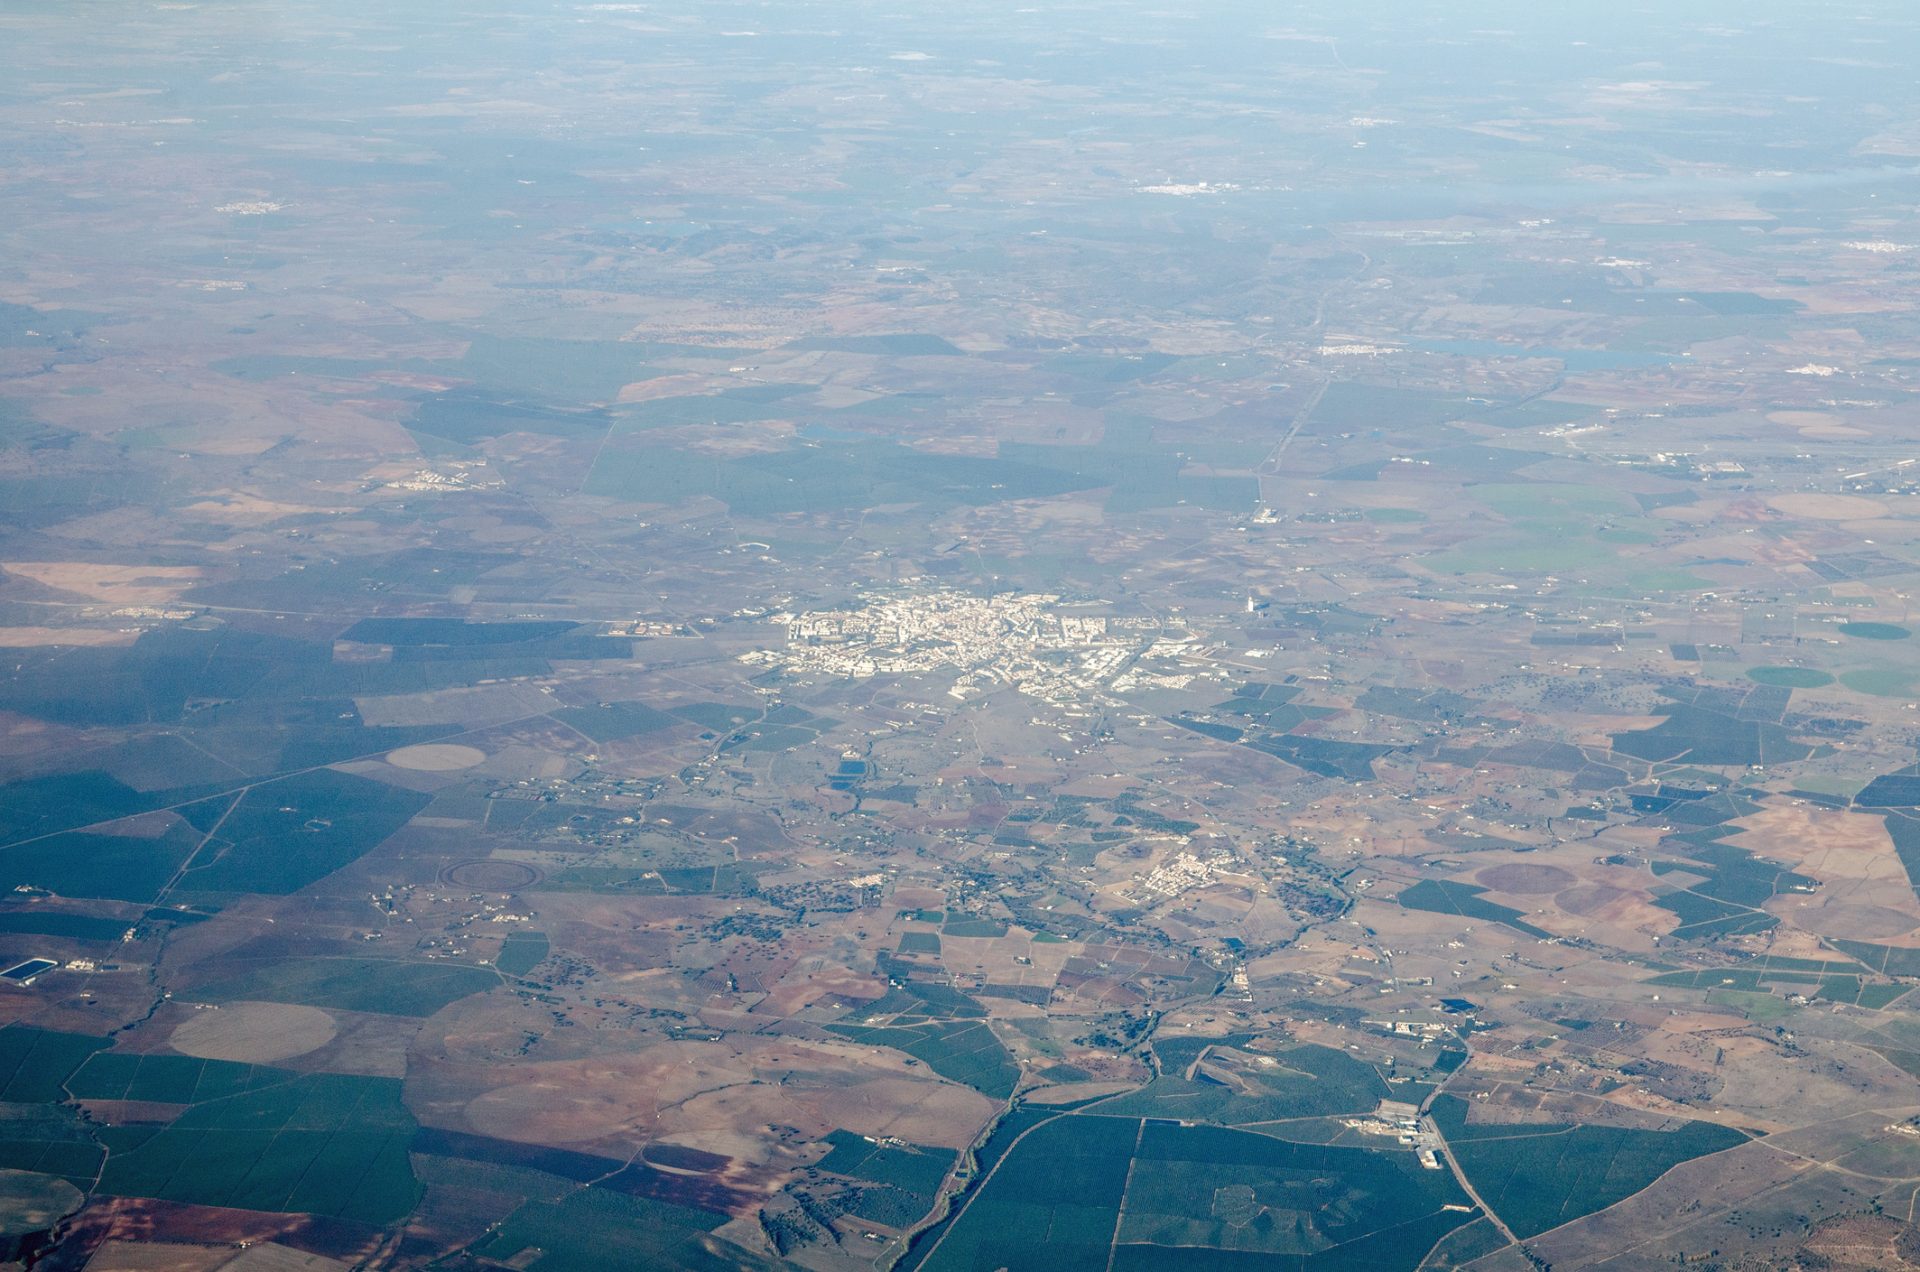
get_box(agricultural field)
[472,1185,775,1272]
[822,1020,1020,1101]
[3,0,1920,1268]
[96,1072,421,1225]
[1430,1097,1747,1239]
[915,1113,1472,1272]
[1097,1042,1391,1127]
[188,958,500,1017]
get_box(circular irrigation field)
[441,858,544,890]
[0,1169,82,1237]
[387,743,488,771]
[1839,621,1910,642]
[171,1001,338,1064]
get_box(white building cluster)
[743,588,1184,707]
[1132,846,1241,901]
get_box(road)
[1259,378,1327,477]
[1418,1083,1522,1251]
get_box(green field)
[192,956,497,1016]
[97,1071,421,1224]
[1308,384,1593,435]
[549,701,684,742]
[589,414,1255,517]
[1796,775,1868,799]
[1704,999,1789,1029]
[534,862,758,896]
[0,823,203,904]
[919,1114,1472,1272]
[1417,1216,1511,1268]
[1099,1042,1388,1126]
[1651,888,1776,940]
[1827,938,1920,978]
[341,618,579,647]
[0,1027,111,1103]
[1611,703,1812,767]
[918,1113,1135,1272]
[617,388,807,430]
[1649,840,1812,941]
[475,1184,770,1271]
[181,769,429,895]
[0,1028,116,1186]
[588,437,1096,514]
[1473,482,1632,526]
[942,917,1009,938]
[1615,567,1714,593]
[411,1152,576,1204]
[0,1166,82,1237]
[1420,539,1618,579]
[1650,964,1898,1010]
[670,702,761,732]
[816,1128,955,1229]
[1841,668,1916,698]
[215,334,674,404]
[68,1052,283,1104]
[496,931,551,976]
[826,1019,1019,1100]
[1745,666,1834,688]
[1431,1096,1744,1238]
[0,1105,105,1189]
[898,931,942,955]
[1118,1122,1470,1260]
[1396,879,1551,939]
[0,911,133,941]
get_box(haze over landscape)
[4,1,1920,1268]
